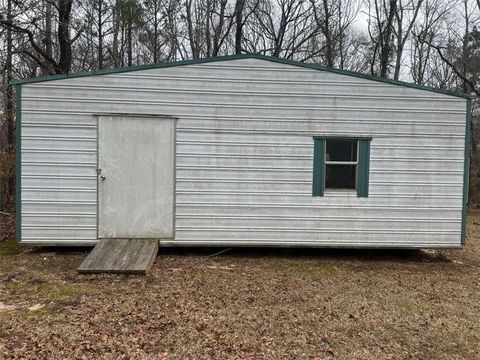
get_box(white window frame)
[324,139,359,191]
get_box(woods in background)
[0,0,479,209]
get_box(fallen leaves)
[27,304,45,312]
[205,264,236,270]
[0,211,479,359]
[0,302,16,312]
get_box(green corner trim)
[312,138,325,196]
[357,139,371,197]
[15,85,21,243]
[10,53,472,99]
[461,98,473,246]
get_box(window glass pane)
[325,164,356,189]
[326,139,357,161]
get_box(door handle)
[100,176,106,181]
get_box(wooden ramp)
[78,239,158,274]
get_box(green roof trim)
[11,53,473,99]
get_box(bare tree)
[365,0,398,77]
[416,0,480,95]
[76,0,114,70]
[0,0,14,209]
[44,0,54,74]
[143,0,166,62]
[0,0,81,74]
[309,0,358,67]
[184,0,235,58]
[234,0,246,53]
[95,0,114,68]
[410,0,452,84]
[392,0,423,80]
[185,0,201,58]
[249,0,319,58]
[163,0,184,60]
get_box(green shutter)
[312,138,325,196]
[357,139,371,197]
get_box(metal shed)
[14,54,472,249]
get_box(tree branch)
[429,42,479,97]
[0,19,59,71]
[70,29,83,44]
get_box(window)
[313,137,371,197]
[325,139,357,190]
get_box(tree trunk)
[393,0,423,80]
[273,7,288,57]
[234,0,245,54]
[213,0,228,56]
[338,0,344,70]
[113,0,120,67]
[127,20,133,66]
[186,0,199,59]
[379,0,397,78]
[1,0,14,209]
[393,42,403,80]
[206,0,212,56]
[57,0,74,74]
[462,0,469,93]
[323,0,333,67]
[44,1,54,75]
[98,0,104,69]
[153,1,159,63]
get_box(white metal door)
[98,115,175,239]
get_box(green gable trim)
[461,98,473,246]
[15,85,21,243]
[357,139,371,197]
[312,138,325,196]
[11,54,472,99]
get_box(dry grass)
[1,212,480,359]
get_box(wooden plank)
[77,239,158,274]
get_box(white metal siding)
[20,58,467,247]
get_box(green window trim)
[312,139,326,196]
[312,137,371,197]
[357,139,371,197]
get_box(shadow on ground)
[20,244,452,264]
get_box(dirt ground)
[1,212,480,359]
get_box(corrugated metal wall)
[20,58,467,247]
